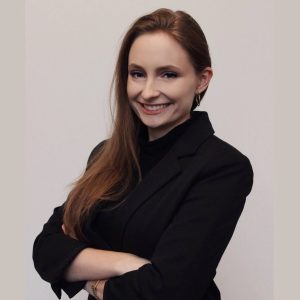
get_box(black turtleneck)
[138,111,197,178]
[93,112,200,215]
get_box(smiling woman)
[127,31,213,141]
[32,7,253,300]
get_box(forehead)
[128,31,192,70]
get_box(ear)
[195,67,213,94]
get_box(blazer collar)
[116,110,215,248]
[172,110,215,158]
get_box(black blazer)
[33,111,254,300]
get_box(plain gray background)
[2,0,299,299]
[26,1,272,300]
[26,1,272,299]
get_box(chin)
[140,114,166,124]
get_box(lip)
[138,102,171,105]
[138,102,171,115]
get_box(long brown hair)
[63,8,212,241]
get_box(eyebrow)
[128,63,181,71]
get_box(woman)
[33,8,254,300]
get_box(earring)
[195,93,201,106]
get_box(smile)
[138,102,171,115]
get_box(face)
[127,31,212,141]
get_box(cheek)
[127,80,138,99]
[163,83,194,102]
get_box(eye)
[129,71,144,78]
[163,72,177,79]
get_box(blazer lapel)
[118,111,215,244]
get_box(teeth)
[143,104,169,111]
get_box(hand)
[61,223,78,240]
[84,279,108,300]
[61,224,67,234]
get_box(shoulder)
[193,134,254,195]
[212,134,250,158]
[197,134,252,168]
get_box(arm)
[102,156,254,300]
[32,139,150,299]
[33,202,150,298]
[63,248,122,282]
[63,247,151,282]
[32,203,112,299]
[32,140,109,298]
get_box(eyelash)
[129,71,178,79]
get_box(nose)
[141,78,160,101]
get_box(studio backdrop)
[25,1,273,299]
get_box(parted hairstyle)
[63,8,212,241]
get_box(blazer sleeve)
[32,140,109,299]
[103,155,254,300]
